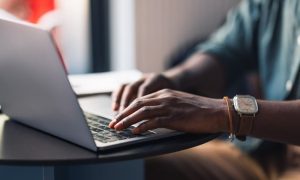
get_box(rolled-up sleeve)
[196,0,262,82]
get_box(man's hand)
[109,89,227,134]
[112,73,177,111]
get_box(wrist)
[214,99,230,133]
[223,97,246,141]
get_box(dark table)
[0,114,219,180]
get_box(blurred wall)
[56,0,240,74]
[56,0,91,74]
[135,0,240,73]
[110,0,136,71]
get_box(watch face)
[233,95,258,114]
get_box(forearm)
[251,100,300,145]
[163,53,226,97]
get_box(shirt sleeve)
[195,0,262,82]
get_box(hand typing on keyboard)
[109,89,227,135]
[85,112,153,143]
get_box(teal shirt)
[197,0,300,100]
[196,0,300,151]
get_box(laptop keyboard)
[84,112,154,143]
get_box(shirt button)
[286,80,293,92]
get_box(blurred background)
[0,0,240,74]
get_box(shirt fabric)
[197,0,300,101]
[196,0,300,151]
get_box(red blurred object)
[27,0,55,23]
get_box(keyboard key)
[84,112,154,143]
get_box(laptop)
[0,18,182,151]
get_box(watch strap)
[237,115,254,136]
[230,103,239,134]
[229,103,246,141]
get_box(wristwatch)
[233,95,258,135]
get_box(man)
[110,0,300,179]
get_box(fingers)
[137,74,161,97]
[136,88,169,100]
[109,89,175,128]
[113,105,166,130]
[109,98,161,128]
[138,81,153,97]
[111,84,126,111]
[119,79,144,111]
[112,73,174,112]
[132,117,168,134]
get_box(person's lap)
[145,140,268,180]
[145,140,300,180]
[279,145,300,180]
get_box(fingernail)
[114,123,122,130]
[112,103,119,111]
[109,120,116,128]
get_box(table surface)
[0,113,219,166]
[0,95,218,166]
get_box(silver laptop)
[0,18,182,151]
